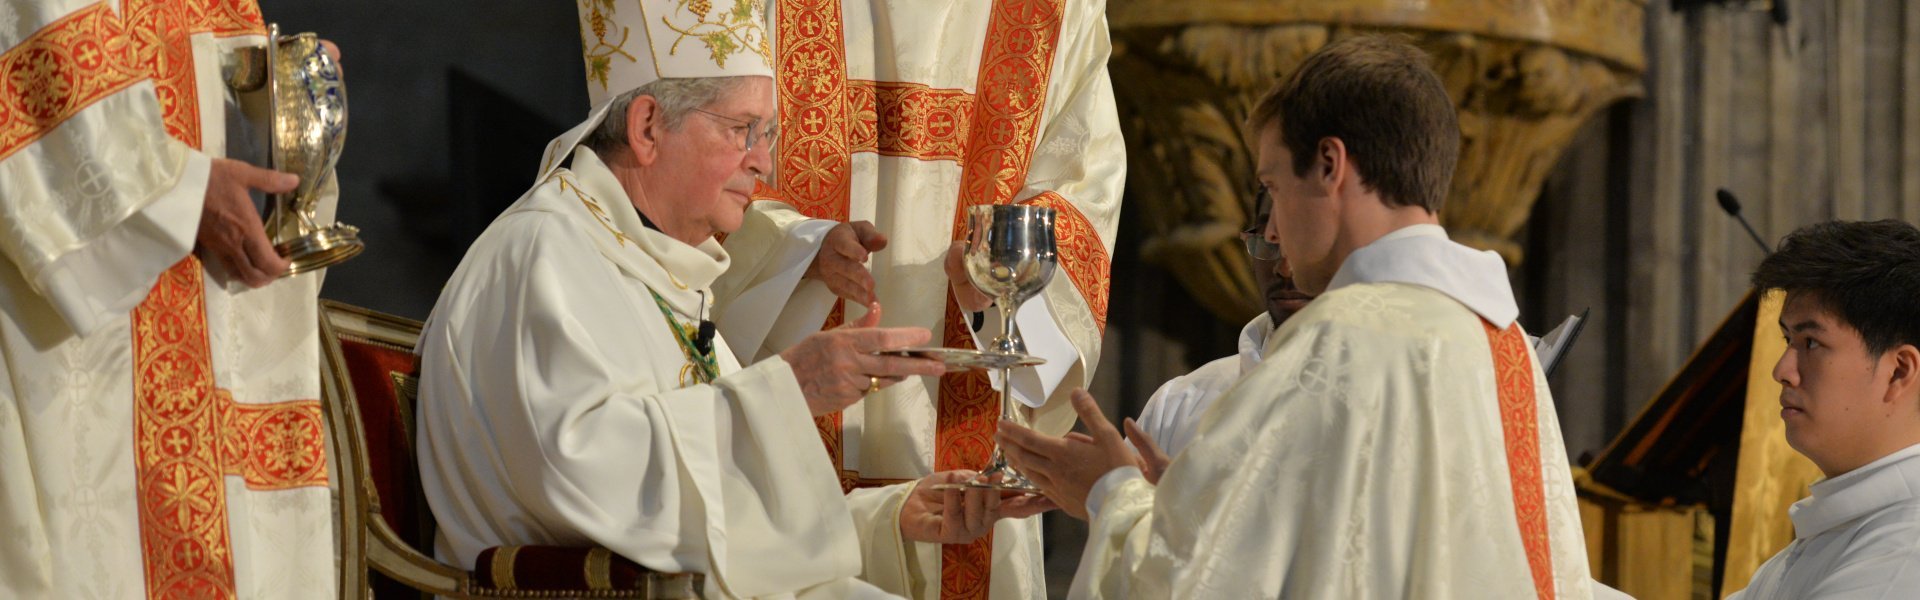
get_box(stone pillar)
[1110,0,1647,322]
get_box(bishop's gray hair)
[583,76,755,156]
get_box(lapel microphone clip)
[694,291,717,356]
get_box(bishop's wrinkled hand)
[898,470,1059,544]
[995,389,1142,521]
[777,304,946,416]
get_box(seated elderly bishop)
[416,2,1051,598]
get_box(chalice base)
[931,480,1042,493]
[963,463,1042,492]
[871,347,1044,371]
[276,223,364,277]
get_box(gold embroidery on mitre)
[579,0,636,91]
[661,0,771,68]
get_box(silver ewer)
[238,24,363,277]
[960,204,1058,492]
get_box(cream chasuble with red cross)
[712,0,1124,597]
[1,1,336,597]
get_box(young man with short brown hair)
[997,35,1603,598]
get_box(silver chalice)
[959,204,1057,491]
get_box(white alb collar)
[545,146,730,317]
[1238,312,1274,375]
[1325,223,1520,328]
[1790,442,1920,540]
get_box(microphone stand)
[1715,188,1773,254]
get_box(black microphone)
[1715,188,1773,254]
[694,291,716,356]
[695,321,717,356]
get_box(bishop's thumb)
[845,302,883,329]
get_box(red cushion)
[336,337,430,552]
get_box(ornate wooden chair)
[319,300,704,598]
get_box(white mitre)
[538,0,776,180]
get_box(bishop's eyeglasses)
[1241,187,1282,261]
[690,108,779,153]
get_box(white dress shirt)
[1730,442,1920,599]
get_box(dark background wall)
[260,0,589,320]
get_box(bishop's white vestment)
[1727,442,1920,599]
[1,1,336,597]
[417,147,927,600]
[712,0,1124,596]
[1072,225,1595,599]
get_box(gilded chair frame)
[319,300,701,599]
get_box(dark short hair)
[1752,219,1920,356]
[1246,35,1460,213]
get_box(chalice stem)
[973,327,1037,490]
[293,198,321,235]
[999,366,1015,421]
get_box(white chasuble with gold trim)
[417,147,917,600]
[1075,228,1596,599]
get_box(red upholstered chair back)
[319,301,453,599]
[320,300,702,599]
[334,323,430,547]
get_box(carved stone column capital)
[1113,0,1646,322]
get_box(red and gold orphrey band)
[773,0,1073,596]
[135,258,330,599]
[1018,192,1109,331]
[0,2,142,160]
[0,0,267,160]
[134,259,238,599]
[849,80,974,161]
[774,0,860,494]
[96,2,311,598]
[935,0,1067,596]
[219,395,331,490]
[195,0,270,39]
[129,0,201,143]
[1482,320,1556,600]
[774,0,853,223]
[125,0,269,144]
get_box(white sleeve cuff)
[36,151,207,336]
[977,296,1077,408]
[1083,465,1144,520]
[716,216,839,361]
